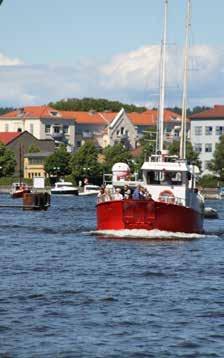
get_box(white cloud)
[0,45,224,108]
[0,53,23,66]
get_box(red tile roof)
[128,109,182,126]
[0,106,74,120]
[190,105,224,119]
[0,132,22,145]
[61,111,116,125]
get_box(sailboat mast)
[180,0,191,159]
[157,0,168,155]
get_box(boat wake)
[89,229,210,240]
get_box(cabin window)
[146,171,183,186]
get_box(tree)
[70,142,102,184]
[102,143,133,173]
[49,97,146,113]
[44,145,71,177]
[0,142,16,176]
[208,135,224,180]
[168,140,201,168]
[28,144,40,153]
[134,127,156,174]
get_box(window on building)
[125,130,129,136]
[194,143,202,153]
[215,126,224,136]
[30,123,34,134]
[63,125,69,134]
[5,124,9,132]
[205,161,211,169]
[54,126,60,133]
[205,143,212,152]
[194,126,202,135]
[121,127,124,135]
[45,124,51,133]
[205,126,213,135]
[117,130,119,135]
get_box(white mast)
[180,0,191,159]
[156,0,168,155]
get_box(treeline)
[0,107,15,115]
[166,106,211,116]
[49,98,147,113]
[0,101,211,116]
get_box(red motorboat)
[10,183,31,199]
[96,158,204,234]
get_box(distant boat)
[79,184,100,196]
[51,181,78,195]
[10,183,31,199]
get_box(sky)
[0,0,224,108]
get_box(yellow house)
[24,152,52,179]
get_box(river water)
[0,194,223,357]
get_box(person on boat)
[132,185,145,200]
[104,187,112,201]
[114,188,123,200]
[97,187,106,203]
[123,184,132,199]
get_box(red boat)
[96,159,204,234]
[10,183,31,199]
[97,1,204,234]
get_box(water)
[0,195,224,357]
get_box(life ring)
[158,190,175,204]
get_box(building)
[190,105,224,173]
[0,106,76,151]
[0,131,55,177]
[128,109,185,143]
[24,152,52,179]
[69,108,138,149]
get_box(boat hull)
[96,199,203,234]
[51,189,78,195]
[11,189,30,199]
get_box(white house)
[190,105,224,174]
[0,106,76,150]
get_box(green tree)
[70,142,101,184]
[49,97,146,113]
[102,143,133,173]
[208,135,224,180]
[28,144,40,153]
[0,142,16,176]
[134,127,156,174]
[44,145,71,177]
[168,140,201,168]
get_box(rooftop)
[0,131,22,145]
[190,105,224,119]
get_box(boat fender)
[158,190,175,204]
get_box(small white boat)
[51,181,78,195]
[79,184,100,196]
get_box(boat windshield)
[146,170,183,186]
[57,183,73,188]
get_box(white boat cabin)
[141,155,201,210]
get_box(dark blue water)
[0,195,224,357]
